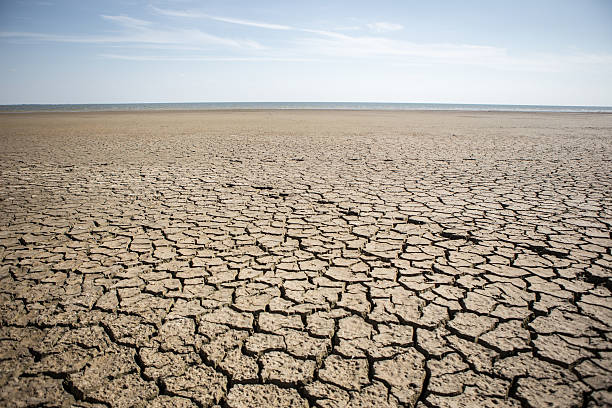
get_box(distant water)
[1,102,611,113]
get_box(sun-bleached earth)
[0,110,610,407]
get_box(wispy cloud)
[101,15,152,28]
[151,6,292,30]
[292,32,612,72]
[2,8,610,74]
[100,53,314,62]
[297,35,504,60]
[334,26,361,32]
[366,22,403,33]
[0,12,263,50]
[148,6,198,18]
[0,29,261,48]
[200,15,292,30]
[298,34,512,67]
[152,6,406,41]
[150,6,358,41]
[0,31,128,44]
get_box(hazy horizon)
[1,0,611,105]
[2,101,612,110]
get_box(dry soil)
[0,110,611,407]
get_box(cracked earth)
[0,110,611,408]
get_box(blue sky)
[1,0,611,105]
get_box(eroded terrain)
[0,110,611,407]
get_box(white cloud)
[290,32,612,72]
[148,6,195,18]
[295,34,505,61]
[101,15,152,28]
[0,31,121,43]
[203,15,292,30]
[100,54,314,62]
[2,9,610,75]
[366,22,403,33]
[334,26,361,31]
[298,28,350,40]
[151,6,356,40]
[151,6,292,30]
[0,12,265,50]
[0,28,263,49]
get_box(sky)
[1,0,611,105]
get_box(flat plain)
[0,110,611,407]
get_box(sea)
[1,102,611,113]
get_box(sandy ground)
[0,110,611,408]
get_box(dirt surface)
[0,110,611,408]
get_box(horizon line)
[1,101,611,108]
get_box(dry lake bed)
[0,110,611,407]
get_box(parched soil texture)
[0,110,611,408]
